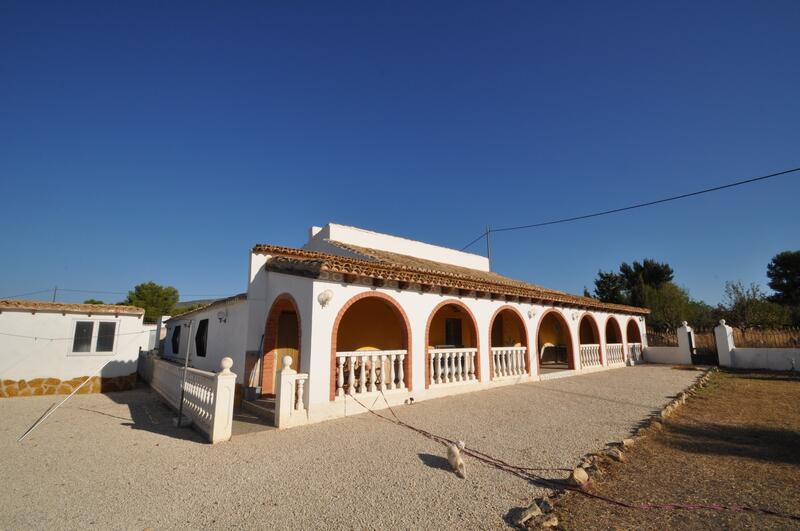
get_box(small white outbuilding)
[0,300,155,397]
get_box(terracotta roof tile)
[0,299,145,316]
[252,243,649,315]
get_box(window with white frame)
[71,320,117,354]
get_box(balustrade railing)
[140,353,236,443]
[334,350,407,397]
[490,347,527,379]
[429,348,478,386]
[606,343,624,364]
[628,342,642,362]
[579,344,602,367]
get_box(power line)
[460,166,800,251]
[58,288,232,298]
[0,289,53,299]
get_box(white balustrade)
[579,344,601,367]
[628,343,642,362]
[429,348,478,386]
[490,347,527,379]
[142,354,236,443]
[606,343,624,364]
[334,350,407,397]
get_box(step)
[242,398,276,425]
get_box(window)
[96,322,116,352]
[444,318,463,347]
[195,319,208,357]
[171,326,181,355]
[72,322,94,352]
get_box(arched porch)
[626,318,643,362]
[578,314,602,368]
[426,300,479,388]
[537,310,575,373]
[605,316,624,364]
[489,306,529,379]
[330,293,411,400]
[261,294,301,396]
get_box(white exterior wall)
[304,223,491,272]
[0,310,149,380]
[163,300,248,384]
[300,278,644,418]
[715,321,800,371]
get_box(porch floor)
[1,365,701,530]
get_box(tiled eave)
[255,244,649,316]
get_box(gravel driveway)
[0,365,700,530]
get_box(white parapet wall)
[643,323,693,365]
[715,320,800,371]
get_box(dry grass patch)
[553,369,800,530]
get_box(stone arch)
[425,299,481,388]
[330,291,412,400]
[488,305,531,376]
[261,293,301,395]
[535,308,575,372]
[578,313,603,366]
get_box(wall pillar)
[676,322,694,365]
[714,319,735,367]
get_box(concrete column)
[714,319,735,367]
[676,322,694,365]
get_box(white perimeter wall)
[729,348,800,371]
[0,310,150,380]
[163,300,248,383]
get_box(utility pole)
[52,286,58,302]
[485,225,492,270]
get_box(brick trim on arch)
[329,291,413,401]
[424,299,481,388]
[577,312,603,366]
[488,305,531,377]
[261,293,301,395]
[534,308,575,374]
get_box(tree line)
[84,281,206,323]
[585,251,800,331]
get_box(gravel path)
[0,365,700,530]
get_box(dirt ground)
[554,369,800,530]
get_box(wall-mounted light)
[318,289,333,308]
[527,308,536,320]
[217,309,228,323]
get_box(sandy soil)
[0,365,699,530]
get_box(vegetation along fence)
[732,327,800,348]
[646,328,678,347]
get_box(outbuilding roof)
[252,242,649,315]
[165,293,247,322]
[0,299,145,316]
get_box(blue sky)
[1,1,798,305]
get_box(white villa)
[160,223,648,428]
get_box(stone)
[44,378,61,386]
[541,515,559,528]
[32,387,45,396]
[17,380,28,390]
[57,384,73,394]
[569,467,589,486]
[28,378,44,388]
[5,387,18,397]
[604,448,625,462]
[622,438,635,448]
[44,387,57,395]
[18,387,32,397]
[513,502,542,526]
